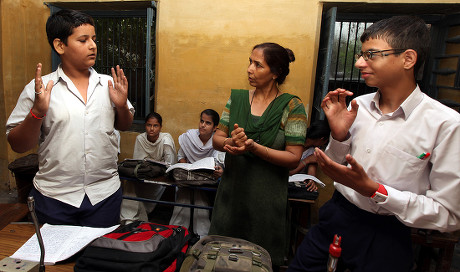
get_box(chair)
[411,228,460,272]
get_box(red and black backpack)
[75,221,196,272]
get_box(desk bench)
[120,175,217,234]
[288,198,316,257]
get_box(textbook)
[11,223,118,265]
[289,174,326,188]
[165,157,215,173]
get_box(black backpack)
[74,221,196,272]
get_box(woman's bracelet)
[265,146,270,160]
[223,138,230,148]
[30,109,45,120]
[301,160,307,167]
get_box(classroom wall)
[154,0,321,145]
[0,0,51,191]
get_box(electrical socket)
[0,257,39,272]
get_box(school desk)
[0,223,75,272]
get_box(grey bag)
[170,169,218,186]
[179,235,273,272]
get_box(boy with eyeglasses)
[288,15,460,272]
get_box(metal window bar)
[90,13,153,123]
[330,20,377,103]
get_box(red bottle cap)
[329,234,342,258]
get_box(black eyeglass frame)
[355,49,406,61]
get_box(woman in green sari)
[209,43,308,267]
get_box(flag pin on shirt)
[417,152,430,160]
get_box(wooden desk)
[0,223,75,271]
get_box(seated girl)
[120,112,176,223]
[169,109,224,237]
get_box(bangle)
[265,146,270,160]
[223,138,229,146]
[30,109,45,120]
[301,160,307,167]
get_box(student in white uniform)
[120,112,176,223]
[169,109,224,237]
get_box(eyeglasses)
[355,49,406,61]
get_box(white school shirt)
[6,65,135,207]
[326,86,460,232]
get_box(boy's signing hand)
[109,65,128,108]
[32,63,54,118]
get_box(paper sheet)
[289,174,326,188]
[11,224,118,265]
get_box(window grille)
[329,20,377,101]
[90,12,155,123]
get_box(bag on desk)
[288,181,319,200]
[74,221,194,272]
[170,169,218,186]
[180,235,273,272]
[118,159,167,180]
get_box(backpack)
[74,221,195,272]
[288,181,319,200]
[179,235,273,272]
[118,159,167,180]
[170,168,218,186]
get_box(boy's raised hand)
[32,63,54,117]
[109,65,128,108]
[321,88,358,141]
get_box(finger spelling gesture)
[321,88,358,141]
[32,63,54,118]
[109,65,128,108]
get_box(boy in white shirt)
[288,15,460,272]
[6,9,134,227]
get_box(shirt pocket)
[98,105,116,133]
[378,145,428,188]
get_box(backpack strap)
[203,249,219,271]
[134,162,142,179]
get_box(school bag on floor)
[74,221,194,272]
[179,235,273,272]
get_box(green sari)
[209,89,307,265]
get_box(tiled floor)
[1,189,459,271]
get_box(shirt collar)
[370,85,423,120]
[55,64,101,85]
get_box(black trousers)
[287,191,413,272]
[30,186,122,228]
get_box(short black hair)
[145,112,163,126]
[46,9,95,54]
[306,119,330,139]
[360,15,430,76]
[253,43,295,85]
[200,109,220,127]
